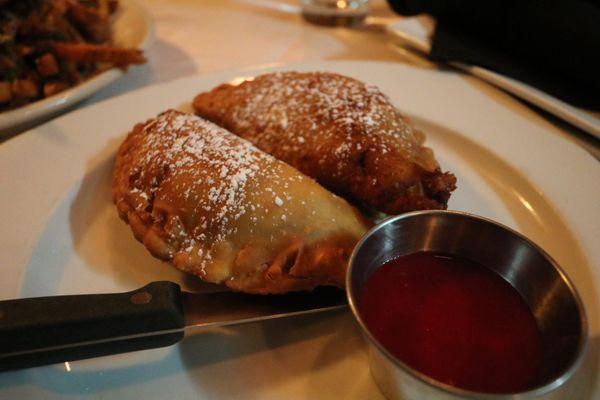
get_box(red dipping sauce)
[359,251,542,394]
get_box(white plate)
[386,18,600,139]
[0,61,598,399]
[0,0,154,137]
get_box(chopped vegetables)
[0,0,146,112]
[0,81,11,103]
[49,42,145,66]
[12,79,39,99]
[35,52,59,76]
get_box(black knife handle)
[0,281,184,372]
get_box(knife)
[0,281,346,372]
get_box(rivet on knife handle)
[0,281,184,372]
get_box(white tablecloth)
[91,0,400,103]
[80,0,598,158]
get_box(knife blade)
[0,281,346,372]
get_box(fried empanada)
[113,110,371,294]
[193,71,457,214]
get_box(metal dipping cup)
[346,210,587,400]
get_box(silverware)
[346,210,587,400]
[0,282,346,371]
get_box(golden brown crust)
[193,71,456,214]
[113,110,371,294]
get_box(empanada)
[193,71,457,214]
[113,110,371,294]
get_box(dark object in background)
[387,0,600,111]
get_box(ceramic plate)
[0,61,598,399]
[0,0,154,136]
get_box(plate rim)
[0,0,155,135]
[0,60,598,398]
[4,59,599,266]
[385,18,600,139]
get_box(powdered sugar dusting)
[192,71,455,213]
[126,110,306,271]
[226,72,425,168]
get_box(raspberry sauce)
[359,252,541,393]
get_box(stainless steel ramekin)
[346,210,587,400]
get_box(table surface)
[2,0,599,157]
[90,0,398,99]
[0,3,598,398]
[99,0,600,158]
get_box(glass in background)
[301,0,370,26]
